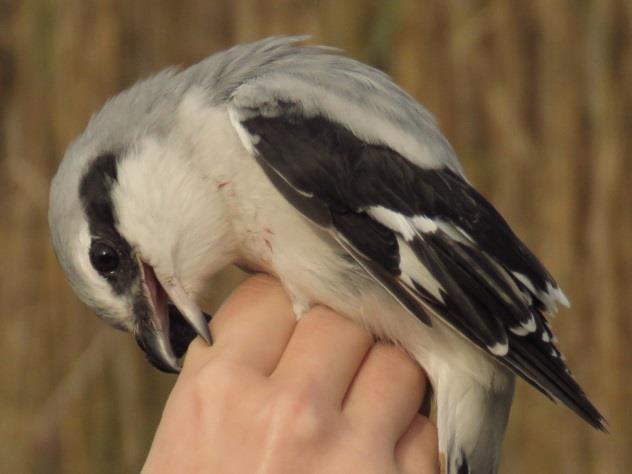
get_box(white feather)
[365,206,416,241]
[396,237,445,302]
[412,215,439,233]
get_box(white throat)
[111,89,248,298]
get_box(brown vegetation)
[1,1,630,472]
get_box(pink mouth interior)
[141,262,169,332]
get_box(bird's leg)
[281,280,314,319]
[291,297,313,320]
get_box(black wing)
[235,104,604,430]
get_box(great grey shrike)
[49,37,604,473]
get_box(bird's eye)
[89,241,120,274]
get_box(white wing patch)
[365,206,417,241]
[509,325,530,336]
[365,207,447,302]
[412,215,438,233]
[368,206,556,354]
[543,281,571,309]
[509,312,537,336]
[511,271,536,294]
[487,341,509,356]
[366,206,444,240]
[397,237,445,302]
[512,271,570,313]
[365,206,482,251]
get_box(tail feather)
[435,365,515,474]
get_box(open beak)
[135,261,212,373]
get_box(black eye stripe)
[80,152,140,295]
[80,153,119,231]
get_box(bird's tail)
[435,367,515,474]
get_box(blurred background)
[1,0,630,472]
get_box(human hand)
[143,275,438,473]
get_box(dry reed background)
[1,1,630,473]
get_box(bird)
[48,36,605,473]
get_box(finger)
[395,415,439,474]
[342,343,426,440]
[183,274,296,375]
[271,306,373,404]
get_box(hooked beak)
[135,261,212,373]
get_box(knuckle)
[179,360,245,410]
[168,360,260,437]
[269,385,331,442]
[197,359,245,393]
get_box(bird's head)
[48,76,236,373]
